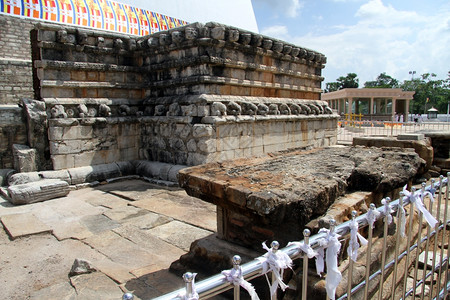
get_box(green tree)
[401,72,450,114]
[364,72,399,88]
[324,73,359,92]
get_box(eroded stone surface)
[179,146,425,247]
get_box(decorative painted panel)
[1,0,188,35]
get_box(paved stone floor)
[0,179,217,299]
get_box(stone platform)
[178,146,425,248]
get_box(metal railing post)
[419,180,434,300]
[437,172,449,298]
[401,187,416,299]
[183,272,195,299]
[302,229,310,300]
[412,183,426,297]
[232,255,241,300]
[364,204,375,299]
[347,211,357,300]
[378,197,390,300]
[271,241,280,300]
[391,192,405,300]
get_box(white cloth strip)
[381,198,394,225]
[222,267,260,300]
[257,242,293,297]
[348,218,368,262]
[403,185,438,228]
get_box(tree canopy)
[364,72,399,88]
[325,73,359,92]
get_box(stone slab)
[113,224,186,268]
[131,190,216,231]
[397,133,425,141]
[1,213,52,239]
[83,230,156,271]
[29,281,77,300]
[80,214,121,234]
[70,272,124,299]
[148,220,213,252]
[97,179,170,201]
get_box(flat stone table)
[178,146,425,248]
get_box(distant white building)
[118,0,259,32]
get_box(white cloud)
[291,0,450,84]
[253,0,304,18]
[261,25,290,40]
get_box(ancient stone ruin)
[1,20,339,203]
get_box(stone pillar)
[13,144,37,172]
[405,99,410,122]
[392,97,397,118]
[348,97,353,115]
[370,97,374,115]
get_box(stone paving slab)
[83,230,156,271]
[70,272,124,299]
[148,220,214,252]
[1,212,52,239]
[29,281,77,300]
[97,180,172,201]
[131,191,217,231]
[113,224,186,268]
[81,214,121,234]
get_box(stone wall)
[0,15,36,104]
[0,105,28,168]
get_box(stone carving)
[283,45,292,55]
[324,106,333,114]
[227,29,239,43]
[51,105,67,119]
[291,48,300,57]
[185,27,198,40]
[57,30,68,43]
[262,39,273,50]
[279,103,291,115]
[227,101,241,116]
[269,104,280,115]
[211,26,226,40]
[144,106,154,116]
[77,31,88,45]
[119,105,131,116]
[289,104,302,115]
[168,103,181,116]
[128,39,137,51]
[155,105,167,116]
[251,35,263,47]
[159,34,171,46]
[211,102,227,116]
[97,36,105,47]
[257,103,269,116]
[78,104,88,118]
[98,104,111,117]
[299,103,311,115]
[272,42,284,53]
[172,31,184,44]
[241,102,258,116]
[309,104,320,115]
[66,108,75,118]
[88,107,97,117]
[239,33,252,45]
[299,48,307,58]
[114,38,123,50]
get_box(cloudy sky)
[251,0,450,86]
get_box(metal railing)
[337,120,450,144]
[123,174,449,300]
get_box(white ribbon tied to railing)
[347,218,368,262]
[257,242,292,297]
[222,266,260,300]
[366,207,380,229]
[381,198,394,225]
[288,241,318,259]
[402,185,438,228]
[177,273,199,300]
[315,228,342,300]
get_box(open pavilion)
[321,88,415,121]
